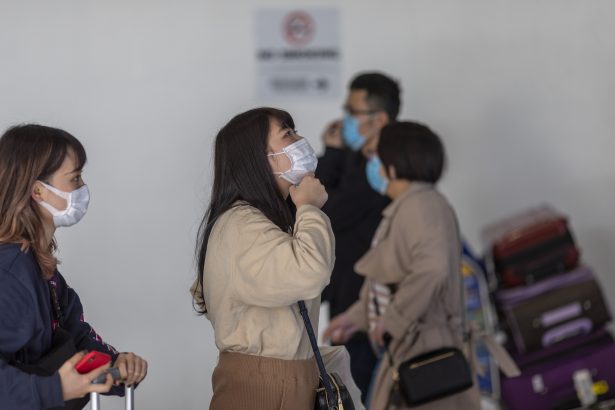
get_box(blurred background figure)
[325,122,480,409]
[316,72,400,402]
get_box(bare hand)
[322,120,343,149]
[289,175,328,209]
[59,352,113,401]
[361,134,379,158]
[115,352,148,386]
[322,313,360,344]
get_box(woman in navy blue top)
[0,125,148,409]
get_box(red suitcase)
[482,205,580,288]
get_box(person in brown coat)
[324,121,481,409]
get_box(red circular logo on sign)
[282,11,315,46]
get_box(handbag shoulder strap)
[48,279,65,329]
[442,265,469,342]
[374,266,469,369]
[377,267,469,342]
[297,301,336,408]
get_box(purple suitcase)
[495,266,611,354]
[496,267,593,305]
[513,328,610,369]
[501,334,615,410]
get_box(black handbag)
[0,283,89,410]
[393,346,473,406]
[374,284,474,407]
[297,301,355,410]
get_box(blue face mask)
[342,115,366,151]
[366,156,389,195]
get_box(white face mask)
[268,138,318,185]
[38,182,90,228]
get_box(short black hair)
[350,72,401,121]
[378,121,446,184]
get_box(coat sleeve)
[381,215,453,340]
[317,147,367,231]
[318,150,388,233]
[56,273,119,359]
[0,272,65,409]
[343,280,370,332]
[0,360,64,410]
[232,205,335,307]
[56,273,125,396]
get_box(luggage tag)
[573,369,610,405]
[574,369,597,406]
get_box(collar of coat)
[382,181,435,219]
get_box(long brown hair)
[0,124,87,279]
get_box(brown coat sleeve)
[343,280,370,331]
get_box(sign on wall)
[255,8,341,100]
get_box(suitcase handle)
[90,387,134,410]
[520,248,579,284]
[542,318,592,347]
[541,302,582,327]
[91,367,135,410]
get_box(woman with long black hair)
[192,107,335,409]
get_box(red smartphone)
[75,351,112,374]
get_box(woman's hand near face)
[289,175,328,209]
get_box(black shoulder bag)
[374,283,473,407]
[0,283,88,410]
[298,301,355,410]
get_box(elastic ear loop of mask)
[267,151,295,176]
[37,182,71,216]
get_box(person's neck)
[386,179,412,200]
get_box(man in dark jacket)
[316,72,400,402]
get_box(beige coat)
[346,183,481,410]
[194,203,335,360]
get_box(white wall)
[1,1,614,408]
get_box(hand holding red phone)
[75,351,111,374]
[59,352,113,401]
